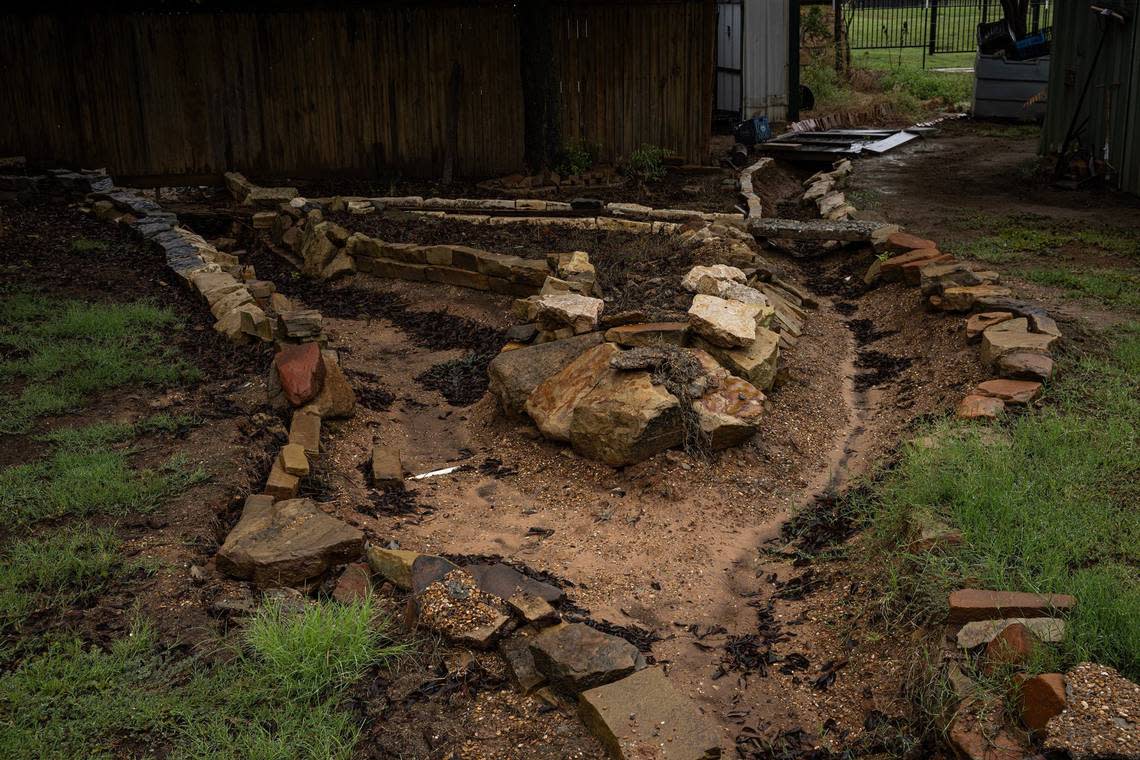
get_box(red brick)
[274,342,325,406]
[948,589,1077,623]
[1020,673,1066,732]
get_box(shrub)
[554,140,597,177]
[625,144,667,183]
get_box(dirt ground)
[5,119,1137,758]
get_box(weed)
[625,144,667,184]
[554,140,598,177]
[863,326,1140,678]
[70,238,109,253]
[0,293,199,433]
[0,528,135,632]
[0,450,207,525]
[0,600,407,759]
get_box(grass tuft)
[0,600,406,759]
[0,527,135,632]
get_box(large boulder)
[526,343,620,441]
[688,294,765,348]
[569,371,683,466]
[216,496,364,586]
[488,332,605,416]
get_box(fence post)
[788,0,801,121]
[1030,0,1042,31]
[928,0,939,56]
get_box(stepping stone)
[956,617,1066,649]
[488,332,605,416]
[948,589,1076,624]
[997,351,1055,381]
[956,394,1004,420]
[367,546,421,590]
[467,562,564,604]
[688,294,764,348]
[331,562,371,604]
[975,378,1042,404]
[579,667,722,760]
[529,623,643,694]
[370,445,403,488]
[275,342,325,406]
[216,496,364,586]
[981,318,1059,364]
[604,322,689,348]
[966,311,1014,342]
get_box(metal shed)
[716,0,789,121]
[1041,0,1140,194]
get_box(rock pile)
[489,261,802,466]
[863,229,1062,417]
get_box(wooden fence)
[0,2,714,182]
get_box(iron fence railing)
[842,0,1053,54]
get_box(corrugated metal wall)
[0,2,715,181]
[1041,0,1140,194]
[742,0,788,121]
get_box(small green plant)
[625,144,667,184]
[1019,268,1140,310]
[554,140,597,177]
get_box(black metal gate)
[843,0,1052,55]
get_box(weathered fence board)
[0,2,714,181]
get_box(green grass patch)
[0,449,206,526]
[0,599,406,759]
[1019,268,1140,310]
[864,326,1140,678]
[878,65,973,107]
[950,213,1140,265]
[0,528,135,633]
[35,413,202,451]
[0,293,200,434]
[70,238,110,253]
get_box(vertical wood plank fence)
[0,2,714,182]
